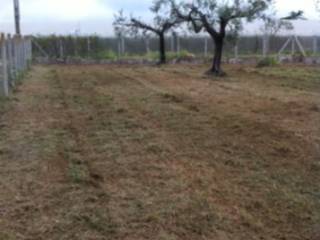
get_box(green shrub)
[256,57,278,68]
[177,50,194,58]
[145,51,160,60]
[96,50,117,60]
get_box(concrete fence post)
[25,37,31,67]
[16,36,21,73]
[24,37,28,69]
[6,34,15,87]
[145,37,150,55]
[0,33,31,97]
[0,34,9,96]
[313,36,318,55]
[11,36,16,80]
[21,36,26,71]
[19,36,24,71]
[29,37,33,64]
[59,38,64,59]
[87,37,91,58]
[19,36,23,72]
[117,37,121,58]
[262,34,269,58]
[291,37,295,56]
[204,38,208,58]
[121,37,125,55]
[171,35,174,52]
[234,44,239,61]
[23,37,27,70]
[15,35,22,77]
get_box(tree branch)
[130,18,161,34]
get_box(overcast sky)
[0,0,319,36]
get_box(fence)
[0,34,32,97]
[32,35,320,60]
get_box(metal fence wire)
[32,35,320,59]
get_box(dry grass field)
[0,64,319,240]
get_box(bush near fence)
[0,34,32,97]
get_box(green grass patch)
[68,161,90,184]
[256,57,279,68]
[255,66,320,91]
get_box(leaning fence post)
[0,33,9,96]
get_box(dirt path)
[0,65,319,240]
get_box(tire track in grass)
[45,67,121,239]
[52,69,99,186]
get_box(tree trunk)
[159,33,166,64]
[209,36,225,76]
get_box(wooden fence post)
[0,33,9,96]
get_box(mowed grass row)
[0,64,319,240]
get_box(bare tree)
[113,0,182,64]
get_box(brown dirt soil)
[0,64,319,240]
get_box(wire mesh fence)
[0,34,32,97]
[32,35,320,61]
